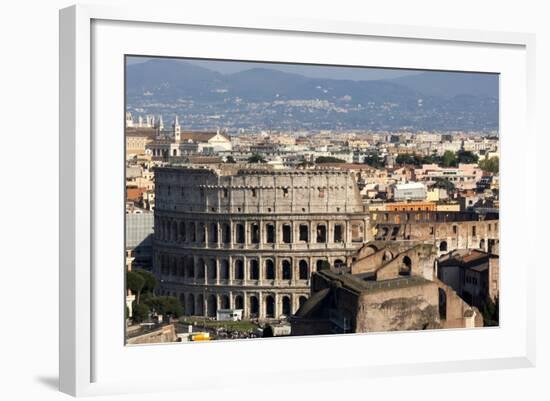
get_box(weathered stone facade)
[370,211,499,256]
[290,240,483,335]
[153,166,370,320]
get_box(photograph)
[124,56,500,344]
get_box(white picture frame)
[59,4,536,397]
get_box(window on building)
[334,224,343,242]
[282,188,289,197]
[266,224,275,243]
[236,224,245,244]
[316,224,327,243]
[251,188,257,197]
[282,260,292,280]
[251,223,260,244]
[299,260,309,280]
[299,224,309,242]
[265,259,275,280]
[282,224,292,243]
[472,226,477,237]
[222,188,228,198]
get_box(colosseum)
[152,165,371,320]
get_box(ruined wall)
[126,324,177,345]
[355,282,440,333]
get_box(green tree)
[363,153,384,168]
[433,178,456,197]
[248,153,266,163]
[146,296,184,318]
[441,150,457,167]
[126,270,145,304]
[479,156,499,174]
[132,302,150,323]
[315,156,346,164]
[456,150,479,164]
[135,269,157,295]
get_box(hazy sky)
[126,56,422,81]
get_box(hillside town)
[124,111,499,344]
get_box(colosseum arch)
[282,259,292,280]
[207,295,217,317]
[196,259,205,279]
[234,259,244,280]
[250,295,259,317]
[249,259,259,280]
[220,259,229,280]
[265,295,275,318]
[207,259,217,280]
[189,222,196,242]
[299,260,309,280]
[234,294,244,310]
[195,294,204,316]
[299,295,308,309]
[179,221,186,242]
[265,259,275,280]
[186,293,195,315]
[171,221,177,242]
[282,296,291,316]
[185,257,194,278]
[220,294,230,309]
[209,222,218,243]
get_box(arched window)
[298,296,308,309]
[196,259,205,279]
[265,295,275,318]
[265,259,275,280]
[400,256,412,276]
[282,296,291,316]
[235,259,244,280]
[186,294,195,315]
[282,260,292,280]
[207,259,217,280]
[250,296,259,317]
[220,294,230,309]
[196,294,204,316]
[299,260,309,280]
[249,259,259,280]
[220,260,229,280]
[234,294,244,310]
[439,241,448,252]
[207,295,217,317]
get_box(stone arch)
[207,294,217,317]
[220,259,229,280]
[196,293,204,316]
[265,259,275,280]
[172,149,178,156]
[207,259,217,280]
[250,295,259,317]
[334,259,344,268]
[282,296,291,316]
[282,259,292,280]
[382,250,393,262]
[439,241,448,252]
[179,221,186,242]
[220,294,230,310]
[234,294,244,310]
[249,259,259,280]
[234,259,244,280]
[171,221,177,241]
[399,256,412,276]
[185,257,194,278]
[196,258,205,279]
[299,260,309,280]
[298,296,308,309]
[265,295,275,318]
[186,293,195,315]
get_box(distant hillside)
[388,71,498,99]
[125,59,499,132]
